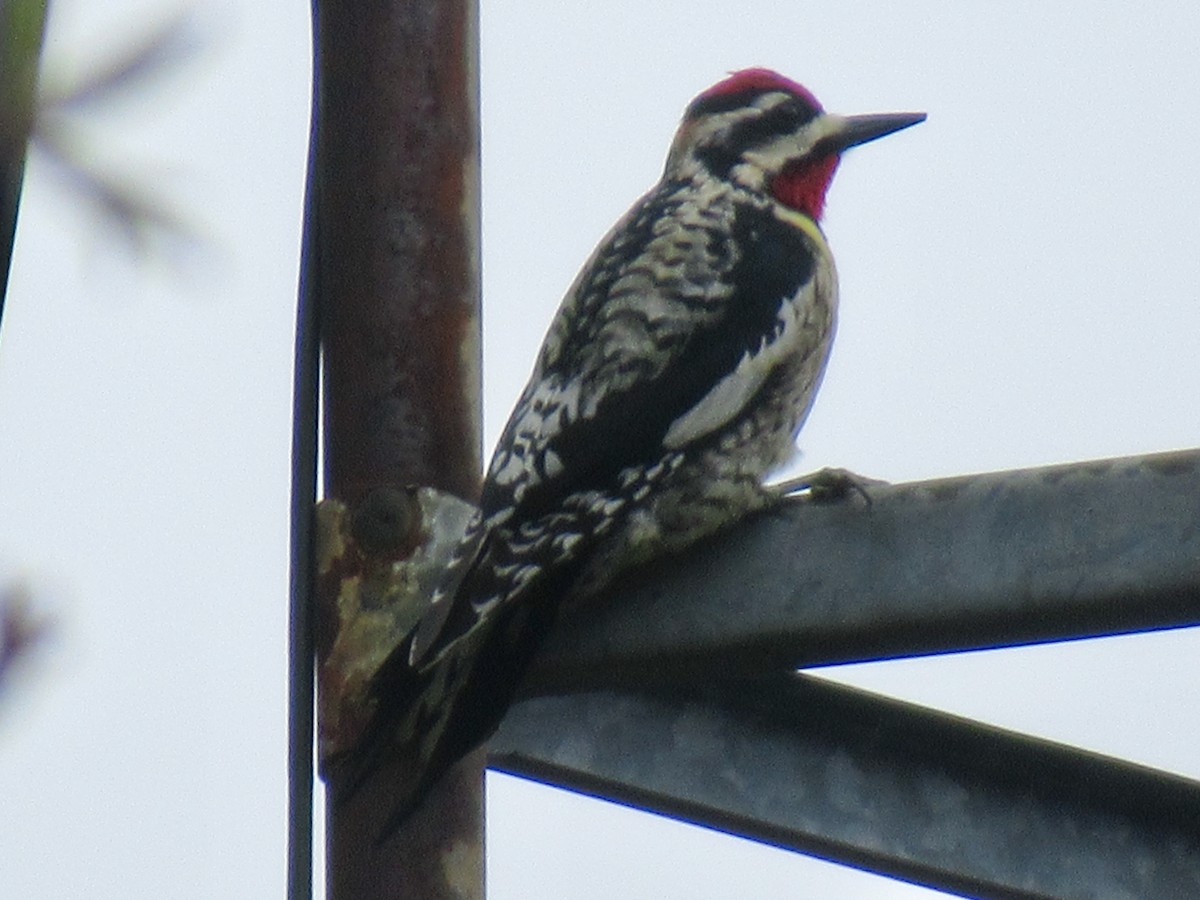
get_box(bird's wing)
[409,188,823,666]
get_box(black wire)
[287,4,321,897]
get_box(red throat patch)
[771,154,840,220]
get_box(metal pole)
[309,1,482,897]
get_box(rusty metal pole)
[309,1,482,898]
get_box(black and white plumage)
[338,68,923,824]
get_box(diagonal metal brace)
[523,448,1200,695]
[491,675,1200,899]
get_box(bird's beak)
[823,111,926,153]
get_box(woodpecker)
[339,68,924,824]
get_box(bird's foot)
[772,467,887,505]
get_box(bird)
[334,67,924,828]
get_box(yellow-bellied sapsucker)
[340,68,924,823]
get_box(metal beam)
[492,675,1200,899]
[524,448,1200,695]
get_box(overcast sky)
[2,1,1198,898]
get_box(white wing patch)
[662,277,814,450]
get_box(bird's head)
[667,68,925,220]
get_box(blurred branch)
[6,7,210,291]
[0,585,50,696]
[0,0,50,319]
[33,115,203,263]
[36,10,206,113]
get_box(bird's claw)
[772,467,886,505]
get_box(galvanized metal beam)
[523,448,1200,695]
[496,448,1200,896]
[491,674,1200,899]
